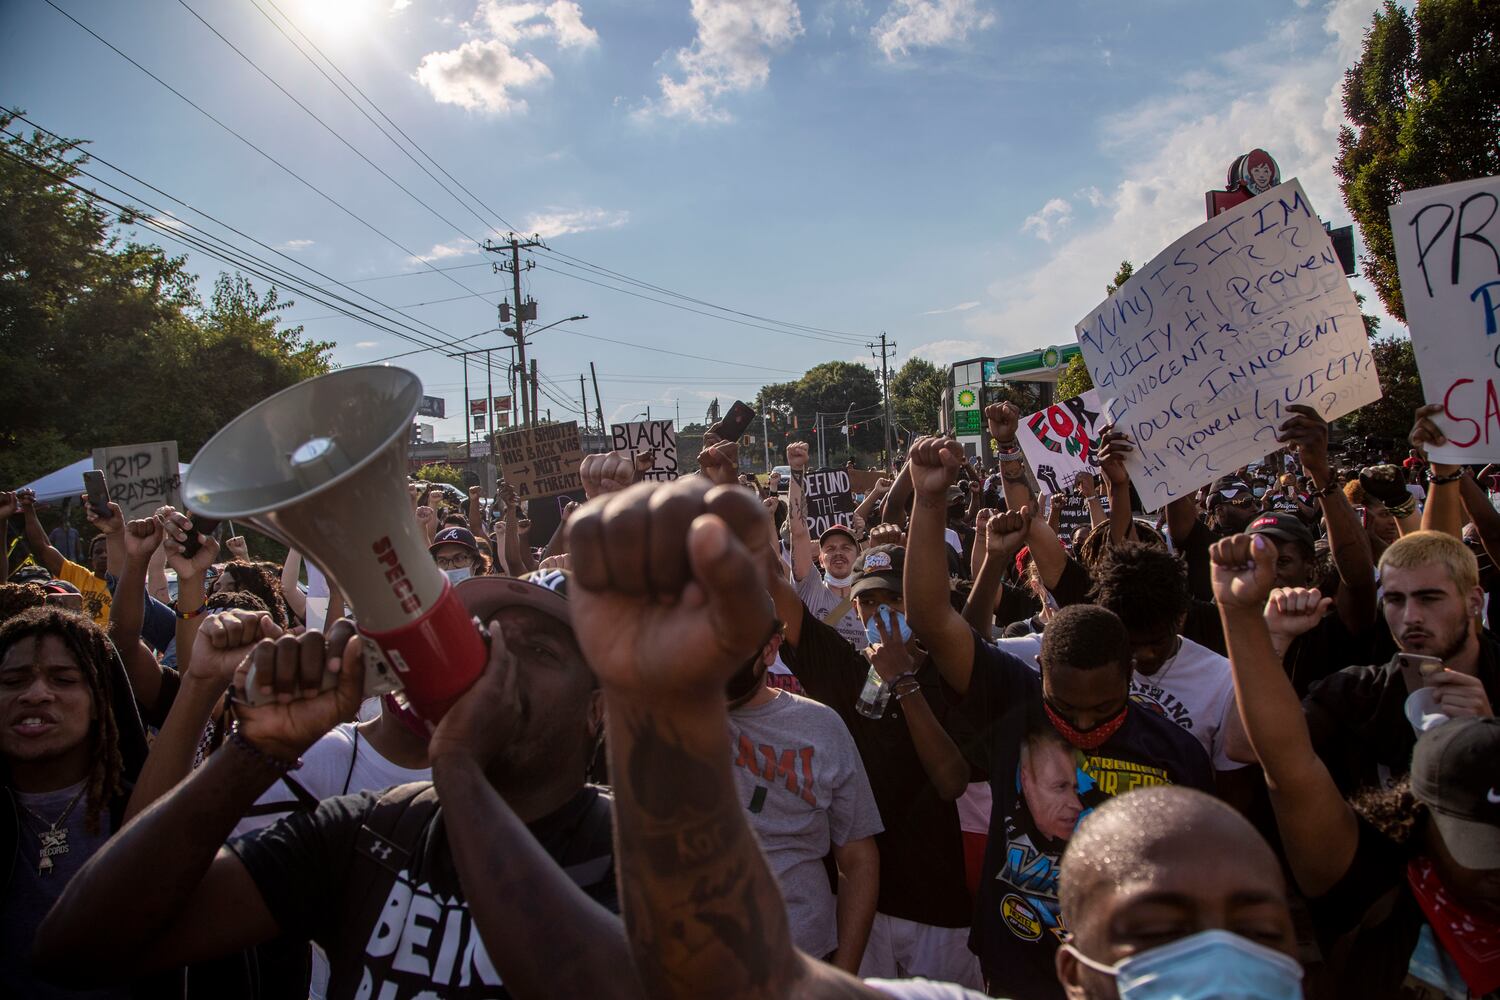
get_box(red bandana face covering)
[1044,699,1127,750]
[1408,857,1500,996]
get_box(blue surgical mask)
[1063,930,1303,999]
[444,567,472,584]
[864,605,913,646]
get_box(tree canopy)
[757,361,883,464]
[888,357,946,437]
[1335,0,1500,322]
[0,115,334,489]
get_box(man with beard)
[903,435,1212,1000]
[35,572,640,1000]
[786,442,867,647]
[1301,530,1497,794]
[725,622,884,973]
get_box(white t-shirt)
[232,722,431,999]
[868,979,989,999]
[795,571,866,648]
[993,633,1243,770]
[944,528,963,556]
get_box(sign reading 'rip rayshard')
[1074,178,1380,506]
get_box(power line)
[40,0,498,316]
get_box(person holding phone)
[14,488,119,629]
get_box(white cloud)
[965,0,1396,355]
[907,339,986,366]
[414,38,552,113]
[1078,185,1106,208]
[640,0,804,123]
[520,207,630,238]
[922,300,981,316]
[408,239,478,265]
[276,239,314,250]
[413,1,597,114]
[1020,197,1073,242]
[390,0,413,12]
[147,214,185,231]
[354,341,380,348]
[873,0,994,60]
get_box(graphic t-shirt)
[784,606,975,927]
[730,690,884,959]
[948,633,1214,1000]
[994,634,1243,770]
[229,784,618,1000]
[796,570,866,648]
[56,559,113,627]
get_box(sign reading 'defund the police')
[1074,178,1380,506]
[1391,175,1500,463]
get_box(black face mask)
[725,652,767,707]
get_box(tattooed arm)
[568,479,885,1000]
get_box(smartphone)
[711,401,756,443]
[180,516,221,558]
[1396,653,1444,693]
[1354,505,1367,527]
[82,470,111,518]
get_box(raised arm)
[986,403,1038,517]
[19,491,65,576]
[568,479,884,1000]
[852,477,890,526]
[1094,427,1136,546]
[1411,404,1465,537]
[0,491,14,583]
[904,437,977,695]
[1278,404,1375,632]
[868,614,971,800]
[1210,534,1358,898]
[280,548,307,625]
[159,509,221,680]
[111,518,169,712]
[82,497,127,580]
[880,461,913,529]
[785,442,816,581]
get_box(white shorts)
[858,912,982,989]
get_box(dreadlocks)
[216,561,288,628]
[0,606,123,835]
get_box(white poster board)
[609,419,679,480]
[1017,391,1104,494]
[91,440,183,519]
[1075,179,1380,506]
[1390,175,1500,462]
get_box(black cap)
[1246,512,1315,551]
[1207,476,1252,509]
[851,544,904,598]
[1411,717,1500,870]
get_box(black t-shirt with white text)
[946,633,1214,1000]
[229,784,617,1000]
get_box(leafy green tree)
[1335,336,1424,445]
[758,361,882,464]
[1106,260,1135,295]
[1335,0,1500,321]
[0,115,334,488]
[416,463,465,488]
[1056,354,1093,399]
[889,357,946,436]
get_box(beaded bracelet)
[894,682,923,701]
[227,724,302,774]
[174,605,209,621]
[1428,469,1465,485]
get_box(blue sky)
[1,0,1400,441]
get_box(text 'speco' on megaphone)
[183,366,487,724]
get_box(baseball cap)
[41,580,81,596]
[455,569,570,628]
[429,526,479,555]
[1246,512,1315,551]
[851,544,904,598]
[1207,476,1253,508]
[1410,717,1500,870]
[819,523,858,547]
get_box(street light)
[503,313,589,343]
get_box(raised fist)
[907,436,964,499]
[786,442,810,472]
[581,451,639,499]
[985,402,1020,446]
[1209,534,1277,612]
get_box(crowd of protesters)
[1,392,1497,1000]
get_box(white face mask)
[1064,929,1303,1000]
[444,567,472,584]
[824,571,854,588]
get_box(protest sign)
[1390,175,1500,463]
[609,419,679,480]
[493,422,584,499]
[802,468,857,536]
[1075,179,1380,506]
[847,469,886,495]
[92,441,182,519]
[1017,391,1104,494]
[1054,495,1093,539]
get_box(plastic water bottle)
[855,664,891,719]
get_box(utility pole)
[762,408,771,472]
[530,359,540,424]
[484,234,544,426]
[485,351,494,466]
[869,332,897,470]
[579,375,591,437]
[462,356,472,464]
[590,362,605,437]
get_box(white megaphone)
[183,366,487,723]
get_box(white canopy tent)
[19,457,192,505]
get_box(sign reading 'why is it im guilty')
[1075,179,1381,506]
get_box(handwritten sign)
[1075,179,1380,505]
[494,422,583,499]
[1017,391,1104,494]
[1390,175,1500,462]
[1054,495,1093,540]
[803,469,857,537]
[609,419,679,480]
[847,469,886,495]
[92,441,182,519]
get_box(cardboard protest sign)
[846,469,887,495]
[1390,175,1500,462]
[493,422,584,499]
[1075,179,1380,506]
[1017,391,1104,494]
[802,468,857,536]
[609,419,679,480]
[92,441,182,519]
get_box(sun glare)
[297,0,379,33]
